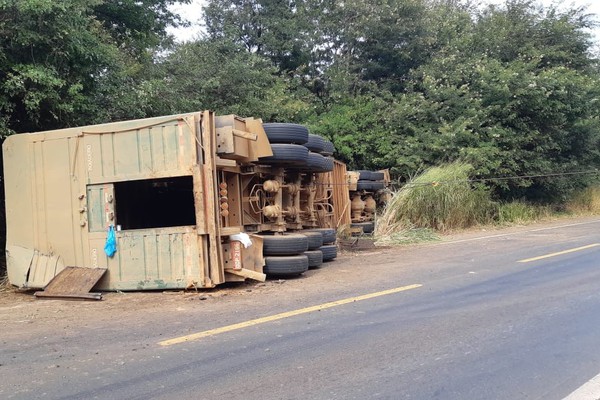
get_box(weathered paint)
[3,112,231,290]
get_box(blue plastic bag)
[104,225,117,257]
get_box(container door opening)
[114,176,196,230]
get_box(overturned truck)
[3,111,350,291]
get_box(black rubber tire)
[305,134,326,153]
[356,180,385,191]
[320,244,337,261]
[321,156,334,172]
[304,250,324,269]
[351,221,375,234]
[370,171,385,181]
[261,234,309,256]
[356,170,373,180]
[262,123,309,144]
[305,152,329,172]
[301,231,324,250]
[264,255,309,276]
[306,228,336,245]
[259,143,308,166]
[321,140,335,156]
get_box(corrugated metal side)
[94,228,202,291]
[4,134,36,287]
[3,133,86,288]
[84,119,196,184]
[28,252,64,288]
[25,137,83,287]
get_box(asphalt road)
[3,218,600,399]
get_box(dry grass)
[0,275,13,293]
[375,163,495,240]
[496,201,554,225]
[565,186,600,215]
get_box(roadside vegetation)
[375,163,600,244]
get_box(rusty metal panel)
[331,160,351,228]
[200,111,225,286]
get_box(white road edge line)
[563,372,600,400]
[437,219,600,246]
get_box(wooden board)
[34,266,107,300]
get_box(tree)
[385,0,600,201]
[146,39,313,121]
[0,0,189,137]
[306,0,600,202]
[204,0,312,73]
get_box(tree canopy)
[0,0,188,136]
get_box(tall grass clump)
[376,163,496,237]
[565,186,600,215]
[497,201,553,224]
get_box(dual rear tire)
[260,229,337,276]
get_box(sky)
[168,0,600,44]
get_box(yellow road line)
[518,243,600,263]
[159,284,423,346]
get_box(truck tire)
[321,156,334,172]
[305,152,329,172]
[259,144,308,166]
[321,140,335,156]
[301,231,324,250]
[306,228,336,245]
[261,234,309,256]
[356,180,385,191]
[304,250,324,269]
[320,244,337,261]
[264,255,309,276]
[262,123,309,144]
[356,170,373,180]
[304,134,327,153]
[370,171,385,181]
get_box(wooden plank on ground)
[34,266,106,301]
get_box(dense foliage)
[2,0,600,202]
[0,0,188,135]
